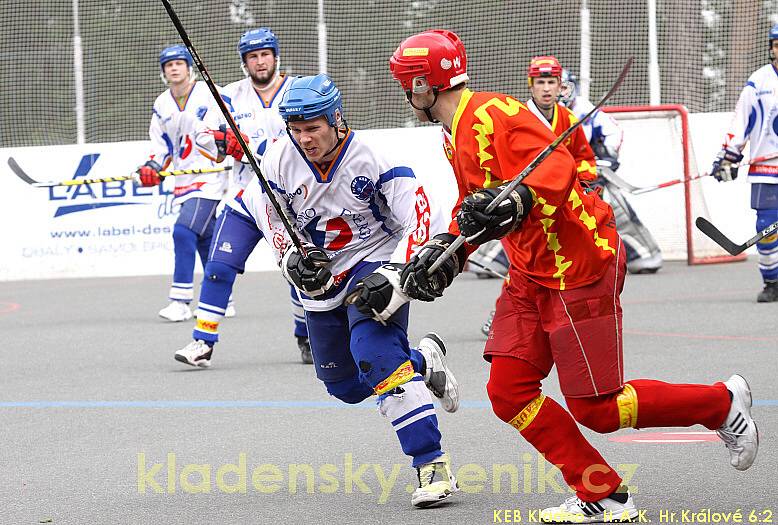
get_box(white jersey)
[148,81,228,203]
[232,131,441,312]
[219,75,290,193]
[567,96,623,154]
[723,64,778,183]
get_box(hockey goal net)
[602,104,746,265]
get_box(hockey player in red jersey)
[526,55,597,182]
[351,29,760,521]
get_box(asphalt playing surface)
[1,258,775,524]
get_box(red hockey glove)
[137,160,163,187]
[213,125,249,161]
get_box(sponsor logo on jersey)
[291,184,309,200]
[350,176,375,201]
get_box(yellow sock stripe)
[508,394,546,432]
[374,360,415,395]
[616,383,639,429]
[196,318,219,334]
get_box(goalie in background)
[476,58,661,336]
[710,24,778,303]
[136,45,228,322]
[375,29,759,521]
[561,68,663,275]
[470,64,662,281]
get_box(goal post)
[602,104,747,265]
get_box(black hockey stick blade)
[695,216,778,256]
[7,157,39,185]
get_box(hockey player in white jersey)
[136,45,228,322]
[238,74,460,507]
[711,24,778,302]
[173,28,312,367]
[560,68,663,275]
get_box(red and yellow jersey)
[527,99,597,182]
[553,104,598,182]
[446,88,618,291]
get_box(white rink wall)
[0,115,754,281]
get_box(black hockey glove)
[399,233,466,302]
[281,244,334,298]
[348,264,410,322]
[456,184,532,245]
[710,148,743,182]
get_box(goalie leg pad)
[378,376,443,467]
[600,181,662,268]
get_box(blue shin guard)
[170,223,198,302]
[193,261,238,343]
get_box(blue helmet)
[770,24,778,43]
[237,28,279,61]
[159,45,193,70]
[278,74,344,127]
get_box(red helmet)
[527,56,563,86]
[389,29,468,94]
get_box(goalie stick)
[159,0,306,255]
[427,57,634,275]
[7,157,231,187]
[695,216,778,256]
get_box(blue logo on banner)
[48,154,171,217]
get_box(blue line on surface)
[0,400,775,409]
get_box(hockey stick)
[427,56,634,275]
[695,216,778,256]
[622,152,778,196]
[467,258,508,281]
[7,157,40,185]
[159,0,306,255]
[24,166,231,188]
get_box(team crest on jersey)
[350,176,375,201]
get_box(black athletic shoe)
[297,336,313,364]
[756,281,778,303]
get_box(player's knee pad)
[566,384,638,433]
[324,376,372,405]
[350,318,412,392]
[486,358,543,424]
[204,261,238,286]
